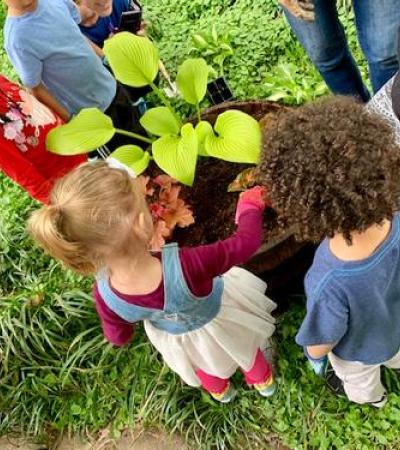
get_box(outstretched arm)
[181,187,268,282]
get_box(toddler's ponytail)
[28,205,95,274]
[27,161,153,275]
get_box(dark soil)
[173,158,280,247]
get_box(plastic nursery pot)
[207,77,234,105]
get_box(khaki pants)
[329,348,400,405]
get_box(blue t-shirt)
[4,0,116,115]
[79,0,129,47]
[296,214,400,364]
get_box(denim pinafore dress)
[96,243,224,334]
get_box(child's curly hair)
[257,96,400,243]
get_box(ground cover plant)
[2,1,400,449]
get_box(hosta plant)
[46,33,261,186]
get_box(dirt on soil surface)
[0,431,190,450]
[173,159,280,247]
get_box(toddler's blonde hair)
[28,161,153,275]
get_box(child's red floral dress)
[0,75,85,203]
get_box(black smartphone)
[119,0,142,34]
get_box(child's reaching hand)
[235,186,269,224]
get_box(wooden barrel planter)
[172,100,314,294]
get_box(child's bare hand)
[278,0,315,21]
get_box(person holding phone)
[78,0,142,48]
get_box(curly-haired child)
[257,96,400,407]
[28,161,277,403]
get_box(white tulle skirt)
[144,267,277,386]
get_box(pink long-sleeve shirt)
[94,207,263,346]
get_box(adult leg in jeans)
[353,0,400,93]
[283,0,370,101]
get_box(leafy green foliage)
[152,123,198,186]
[190,25,234,77]
[176,58,209,105]
[104,32,159,87]
[143,0,366,101]
[140,106,181,136]
[109,145,151,175]
[46,109,115,155]
[63,34,261,184]
[205,110,261,163]
[195,120,214,156]
[264,62,328,105]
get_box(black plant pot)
[207,77,234,105]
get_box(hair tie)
[105,157,137,179]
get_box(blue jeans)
[284,0,400,101]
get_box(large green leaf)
[140,107,180,136]
[176,58,209,105]
[205,110,261,163]
[46,108,115,155]
[195,120,214,156]
[104,32,159,87]
[152,123,198,186]
[109,145,151,176]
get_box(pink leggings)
[196,349,272,394]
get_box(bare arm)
[85,37,104,58]
[307,343,335,359]
[30,83,70,122]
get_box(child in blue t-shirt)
[4,0,116,122]
[258,96,400,408]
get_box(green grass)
[1,1,399,449]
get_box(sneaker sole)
[257,383,277,398]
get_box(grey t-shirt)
[296,214,400,364]
[4,0,116,115]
